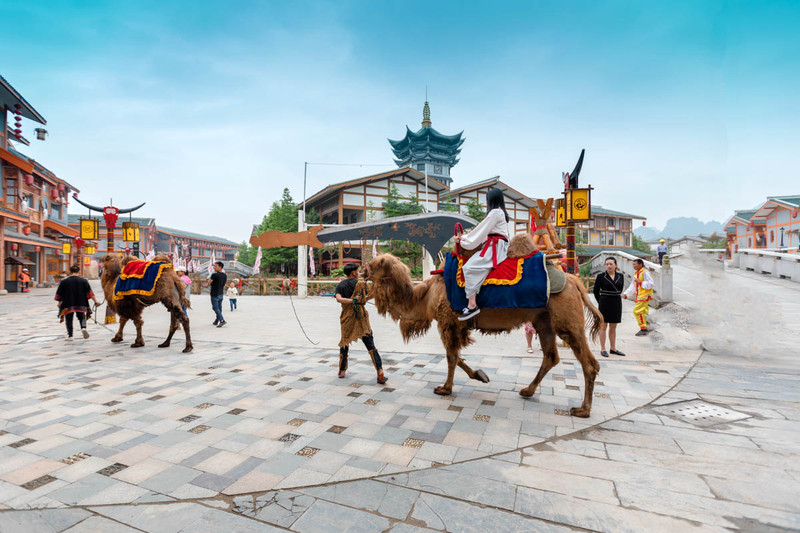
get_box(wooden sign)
[554,198,567,228]
[122,222,140,242]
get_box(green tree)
[631,234,652,254]
[700,236,726,249]
[439,194,459,213]
[245,188,299,274]
[382,185,424,275]
[465,198,486,221]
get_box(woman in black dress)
[593,257,626,358]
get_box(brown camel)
[100,254,193,353]
[367,234,603,417]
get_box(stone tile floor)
[1,261,798,531]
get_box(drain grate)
[654,400,750,427]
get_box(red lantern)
[24,174,34,186]
[51,189,58,199]
[10,243,18,251]
[22,226,31,235]
[35,246,41,252]
[794,211,798,219]
[58,183,65,192]
[642,221,646,227]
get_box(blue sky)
[4,1,799,240]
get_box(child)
[176,269,191,317]
[226,281,238,311]
[455,188,510,320]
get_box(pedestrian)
[335,263,387,384]
[456,188,510,321]
[657,239,668,265]
[55,265,100,340]
[593,257,626,357]
[523,322,536,353]
[205,261,227,327]
[19,268,31,293]
[623,258,654,336]
[227,281,238,311]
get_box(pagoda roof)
[388,126,465,167]
[0,73,47,124]
[446,177,539,210]
[304,168,449,208]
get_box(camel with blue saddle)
[366,233,603,418]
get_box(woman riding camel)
[456,188,510,321]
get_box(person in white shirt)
[226,282,239,311]
[656,239,668,265]
[623,258,655,335]
[455,188,510,321]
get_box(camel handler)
[623,258,654,336]
[334,263,387,384]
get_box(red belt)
[480,235,508,268]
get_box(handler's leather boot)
[369,349,388,384]
[338,346,349,378]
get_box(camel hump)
[507,234,536,258]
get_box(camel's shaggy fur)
[368,234,603,417]
[101,254,193,353]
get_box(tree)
[631,234,652,255]
[240,188,299,274]
[465,198,486,221]
[439,194,459,213]
[700,236,726,249]
[382,185,424,275]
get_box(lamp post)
[779,227,785,249]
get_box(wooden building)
[1,74,80,292]
[725,195,800,256]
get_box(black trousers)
[658,252,666,265]
[339,334,383,372]
[65,313,86,337]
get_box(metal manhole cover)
[653,400,750,427]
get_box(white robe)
[461,209,510,298]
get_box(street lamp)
[779,227,785,249]
[34,128,48,141]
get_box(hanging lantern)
[85,244,96,255]
[122,221,140,242]
[35,246,41,252]
[80,218,99,240]
[563,187,593,223]
[62,242,71,254]
[84,256,91,266]
[13,104,22,139]
[642,220,646,227]
[10,243,18,251]
[22,226,31,236]
[24,174,34,186]
[58,183,65,192]
[34,128,48,141]
[51,189,58,199]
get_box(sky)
[3,0,799,241]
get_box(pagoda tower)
[388,101,464,188]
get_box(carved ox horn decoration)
[72,194,146,214]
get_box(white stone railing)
[587,250,673,307]
[731,249,800,282]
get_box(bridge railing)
[731,248,800,282]
[586,250,673,307]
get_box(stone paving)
[0,260,798,531]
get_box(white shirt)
[460,208,509,250]
[624,270,654,298]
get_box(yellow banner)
[566,188,591,222]
[80,219,99,240]
[555,198,567,227]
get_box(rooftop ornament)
[34,128,47,141]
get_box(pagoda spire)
[421,99,431,128]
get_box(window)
[620,218,632,231]
[607,217,616,228]
[607,232,615,245]
[434,164,443,175]
[624,233,631,247]
[51,203,62,219]
[770,231,774,243]
[416,164,425,172]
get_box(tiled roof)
[157,226,239,246]
[591,206,646,220]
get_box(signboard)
[554,198,567,228]
[62,243,71,254]
[122,222,140,242]
[83,256,91,266]
[80,218,99,240]
[85,244,96,255]
[564,187,592,222]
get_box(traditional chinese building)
[388,101,463,188]
[445,177,537,235]
[1,74,80,292]
[724,195,800,256]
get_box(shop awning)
[3,227,61,249]
[44,219,79,238]
[4,256,35,266]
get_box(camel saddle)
[443,250,556,311]
[113,260,172,300]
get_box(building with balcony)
[1,74,80,292]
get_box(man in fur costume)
[334,263,387,384]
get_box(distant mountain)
[633,217,724,241]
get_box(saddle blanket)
[113,260,172,301]
[444,251,549,311]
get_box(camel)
[100,254,193,353]
[366,234,603,418]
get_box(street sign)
[80,218,99,240]
[564,187,592,222]
[555,198,567,228]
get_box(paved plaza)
[0,259,799,532]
